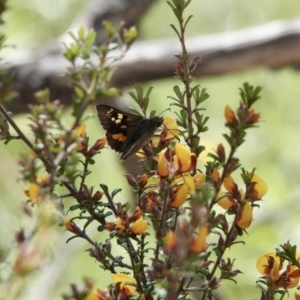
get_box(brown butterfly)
[96,104,164,160]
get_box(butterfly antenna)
[162,123,181,142]
[158,107,171,116]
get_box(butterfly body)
[96,104,164,160]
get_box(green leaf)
[169,24,180,38]
[170,103,186,109]
[149,110,157,118]
[183,15,193,30]
[78,25,86,40]
[222,133,233,147]
[103,21,114,38]
[173,85,183,100]
[85,31,96,48]
[111,188,122,199]
[100,184,108,193]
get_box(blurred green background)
[2,0,300,299]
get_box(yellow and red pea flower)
[23,175,50,204]
[193,172,206,189]
[111,273,137,295]
[74,123,87,152]
[189,225,210,254]
[246,108,260,125]
[256,252,300,289]
[105,207,148,236]
[224,105,238,125]
[87,136,107,157]
[217,173,268,229]
[161,116,180,140]
[158,144,197,177]
[245,173,268,202]
[84,273,136,300]
[130,216,148,235]
[236,201,253,229]
[166,230,178,251]
[170,174,195,208]
[84,289,112,300]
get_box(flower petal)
[189,225,209,254]
[193,173,205,188]
[111,273,137,294]
[236,202,252,229]
[130,217,147,235]
[251,173,268,198]
[157,151,169,177]
[163,117,179,139]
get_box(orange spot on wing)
[112,133,127,142]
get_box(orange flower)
[170,174,195,207]
[170,180,189,208]
[211,168,220,183]
[87,136,107,157]
[189,225,209,254]
[224,105,237,124]
[111,274,137,295]
[157,151,169,177]
[236,202,252,229]
[217,191,234,209]
[13,250,40,276]
[175,144,197,173]
[256,252,300,289]
[130,216,147,235]
[193,172,205,188]
[223,175,237,194]
[162,117,180,140]
[166,230,178,251]
[250,173,268,199]
[24,175,50,204]
[84,289,112,300]
[115,218,126,234]
[74,123,87,152]
[145,176,160,192]
[247,108,260,125]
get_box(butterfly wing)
[96,104,144,155]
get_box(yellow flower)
[74,123,87,152]
[223,175,236,194]
[250,173,268,199]
[170,174,195,207]
[24,176,50,204]
[216,191,234,209]
[157,151,170,177]
[84,289,111,300]
[111,274,137,295]
[166,230,178,251]
[162,117,180,140]
[175,144,197,173]
[130,216,148,235]
[236,202,252,229]
[256,252,300,289]
[189,225,209,254]
[115,218,126,234]
[170,180,189,208]
[193,172,205,189]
